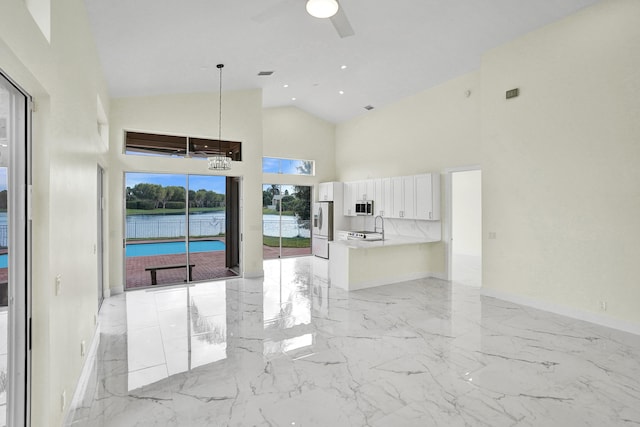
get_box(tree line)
[262,185,310,221]
[126,183,224,210]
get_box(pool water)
[126,240,225,257]
[0,254,6,269]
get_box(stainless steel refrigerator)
[312,201,333,259]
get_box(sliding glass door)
[0,71,29,427]
[262,184,312,260]
[125,173,236,289]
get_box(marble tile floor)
[68,257,640,426]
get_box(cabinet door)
[381,178,392,217]
[391,177,403,218]
[318,183,327,201]
[325,183,334,201]
[343,182,357,216]
[414,174,433,220]
[373,178,385,216]
[402,176,416,219]
[415,173,441,220]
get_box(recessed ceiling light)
[339,90,344,95]
[283,84,289,88]
[292,97,297,101]
[341,65,347,69]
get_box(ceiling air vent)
[258,71,274,76]
[364,105,375,111]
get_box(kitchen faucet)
[374,215,385,241]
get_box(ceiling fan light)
[306,0,339,19]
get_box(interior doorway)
[262,184,312,260]
[448,169,482,287]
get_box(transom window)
[263,157,314,176]
[125,131,242,161]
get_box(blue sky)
[262,157,311,175]
[125,173,225,194]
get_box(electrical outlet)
[488,232,497,240]
[81,340,86,357]
[55,274,62,296]
[600,301,607,311]
[61,390,66,412]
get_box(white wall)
[108,89,264,290]
[452,170,482,256]
[336,71,482,276]
[0,0,109,425]
[481,0,640,323]
[262,106,336,198]
[335,0,640,327]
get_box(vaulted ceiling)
[85,0,600,123]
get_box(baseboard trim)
[481,287,640,336]
[429,272,447,281]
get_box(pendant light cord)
[217,63,224,155]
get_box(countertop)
[330,234,440,249]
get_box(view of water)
[0,212,6,247]
[126,212,310,239]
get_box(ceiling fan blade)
[252,0,298,23]
[330,1,355,38]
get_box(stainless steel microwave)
[355,200,374,216]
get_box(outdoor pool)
[126,240,225,257]
[0,254,6,269]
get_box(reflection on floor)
[451,253,481,287]
[68,257,640,426]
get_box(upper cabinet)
[318,181,338,201]
[390,176,416,219]
[374,178,391,217]
[343,181,357,216]
[356,180,375,201]
[415,173,441,220]
[341,172,440,220]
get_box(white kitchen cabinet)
[343,181,358,216]
[390,177,403,218]
[374,178,391,217]
[415,173,441,220]
[318,181,341,202]
[402,176,416,219]
[389,176,418,219]
[356,180,375,201]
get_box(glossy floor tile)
[68,257,640,426]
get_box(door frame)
[97,165,105,308]
[444,165,481,282]
[1,68,32,427]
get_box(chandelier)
[208,63,232,170]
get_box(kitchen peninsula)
[329,234,441,291]
[329,231,440,291]
[319,173,442,291]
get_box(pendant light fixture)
[306,0,339,19]
[208,63,232,171]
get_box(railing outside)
[126,218,311,240]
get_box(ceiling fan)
[252,0,355,38]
